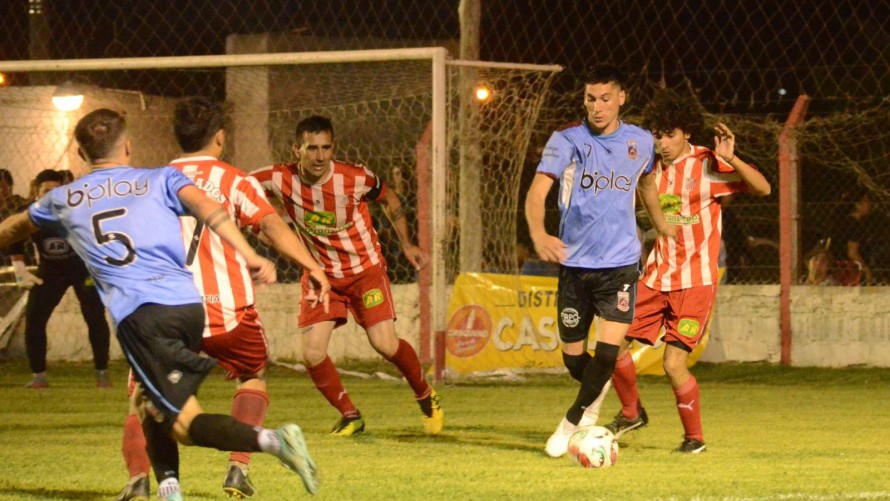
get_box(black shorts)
[117,303,216,431]
[557,263,640,343]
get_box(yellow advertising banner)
[444,272,714,376]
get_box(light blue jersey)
[536,119,655,269]
[29,165,200,325]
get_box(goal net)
[0,48,561,361]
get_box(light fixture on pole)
[52,80,85,112]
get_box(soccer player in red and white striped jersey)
[603,89,771,453]
[251,115,443,438]
[118,98,329,500]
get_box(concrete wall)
[4,283,421,365]
[6,283,889,368]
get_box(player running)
[0,108,320,501]
[117,98,330,500]
[602,88,771,453]
[251,115,443,437]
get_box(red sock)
[229,388,269,465]
[307,356,359,417]
[122,413,151,478]
[385,339,431,399]
[674,375,703,441]
[612,352,641,419]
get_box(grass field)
[1,359,889,500]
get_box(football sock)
[122,413,151,477]
[566,342,619,425]
[563,351,592,382]
[229,388,269,465]
[612,352,642,419]
[142,417,179,483]
[307,356,360,417]
[385,339,431,398]
[257,428,281,454]
[674,375,703,441]
[187,413,263,452]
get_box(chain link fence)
[2,0,889,284]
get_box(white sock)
[257,428,280,454]
[158,477,180,497]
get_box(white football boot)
[545,416,577,457]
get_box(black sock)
[187,413,262,452]
[565,342,619,425]
[562,351,592,383]
[142,418,179,483]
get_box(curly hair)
[641,88,706,141]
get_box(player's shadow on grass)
[0,485,219,500]
[359,424,550,455]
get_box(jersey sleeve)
[536,131,576,180]
[28,192,61,231]
[231,175,277,232]
[361,166,386,202]
[163,166,195,215]
[707,155,747,197]
[642,141,657,175]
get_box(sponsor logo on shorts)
[617,291,630,312]
[560,308,580,328]
[677,318,701,338]
[167,370,183,384]
[362,288,384,308]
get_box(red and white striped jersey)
[250,160,386,279]
[643,145,749,291]
[170,156,277,337]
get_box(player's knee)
[593,342,619,372]
[562,351,592,382]
[302,347,327,366]
[662,341,691,378]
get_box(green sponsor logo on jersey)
[677,318,701,338]
[659,193,682,214]
[362,288,384,308]
[304,210,336,227]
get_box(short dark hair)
[584,64,626,88]
[174,97,225,153]
[0,169,12,187]
[74,108,127,162]
[641,88,706,140]
[295,115,334,142]
[34,169,64,185]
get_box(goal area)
[0,48,562,366]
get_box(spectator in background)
[8,169,111,390]
[803,240,838,286]
[0,169,27,266]
[830,188,875,285]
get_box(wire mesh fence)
[2,0,889,285]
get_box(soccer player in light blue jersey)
[0,109,320,500]
[525,64,674,458]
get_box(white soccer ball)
[566,425,619,469]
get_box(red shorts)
[200,307,269,379]
[626,283,717,351]
[298,264,396,329]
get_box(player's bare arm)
[0,211,39,249]
[638,172,677,238]
[525,173,567,263]
[381,187,428,271]
[259,213,331,311]
[714,122,771,196]
[178,185,276,285]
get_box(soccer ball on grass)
[566,425,619,468]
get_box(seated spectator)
[830,188,875,285]
[802,241,839,286]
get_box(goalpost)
[0,48,561,368]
